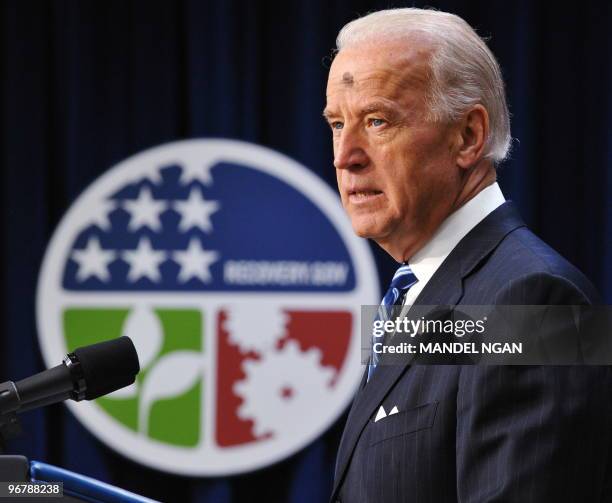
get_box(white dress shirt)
[403,182,506,306]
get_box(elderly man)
[325,8,612,503]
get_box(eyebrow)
[322,100,404,122]
[360,101,401,119]
[322,102,400,119]
[322,109,336,121]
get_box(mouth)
[347,189,384,204]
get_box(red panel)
[215,310,261,447]
[281,311,352,375]
[215,310,352,447]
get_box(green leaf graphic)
[63,308,204,446]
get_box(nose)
[333,128,369,171]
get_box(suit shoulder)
[464,227,600,304]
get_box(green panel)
[148,381,201,447]
[97,396,138,432]
[63,308,204,446]
[63,309,129,351]
[155,309,202,356]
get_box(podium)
[0,456,159,502]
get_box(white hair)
[336,8,512,164]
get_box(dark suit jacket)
[331,202,612,503]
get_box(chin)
[349,218,388,240]
[352,227,374,239]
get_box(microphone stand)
[0,387,28,482]
[0,381,23,454]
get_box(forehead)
[326,39,433,105]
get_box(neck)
[451,161,497,213]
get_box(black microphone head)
[72,337,140,400]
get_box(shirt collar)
[408,182,505,285]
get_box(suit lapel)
[331,202,526,499]
[331,276,463,497]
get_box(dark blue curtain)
[1,0,610,501]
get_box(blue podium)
[0,456,159,502]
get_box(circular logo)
[36,139,379,476]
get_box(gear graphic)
[233,340,336,438]
[223,304,290,353]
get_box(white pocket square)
[374,405,399,422]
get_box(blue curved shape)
[30,461,159,503]
[62,161,357,292]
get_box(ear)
[455,104,489,169]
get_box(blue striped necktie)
[367,264,418,382]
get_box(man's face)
[325,39,460,259]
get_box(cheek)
[381,154,418,202]
[382,159,430,223]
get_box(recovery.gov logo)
[36,139,379,476]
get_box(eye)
[330,121,344,130]
[368,118,386,127]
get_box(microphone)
[0,337,140,416]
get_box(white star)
[71,236,115,282]
[123,187,166,231]
[122,237,167,282]
[88,199,116,231]
[174,189,220,233]
[179,161,215,186]
[173,238,219,283]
